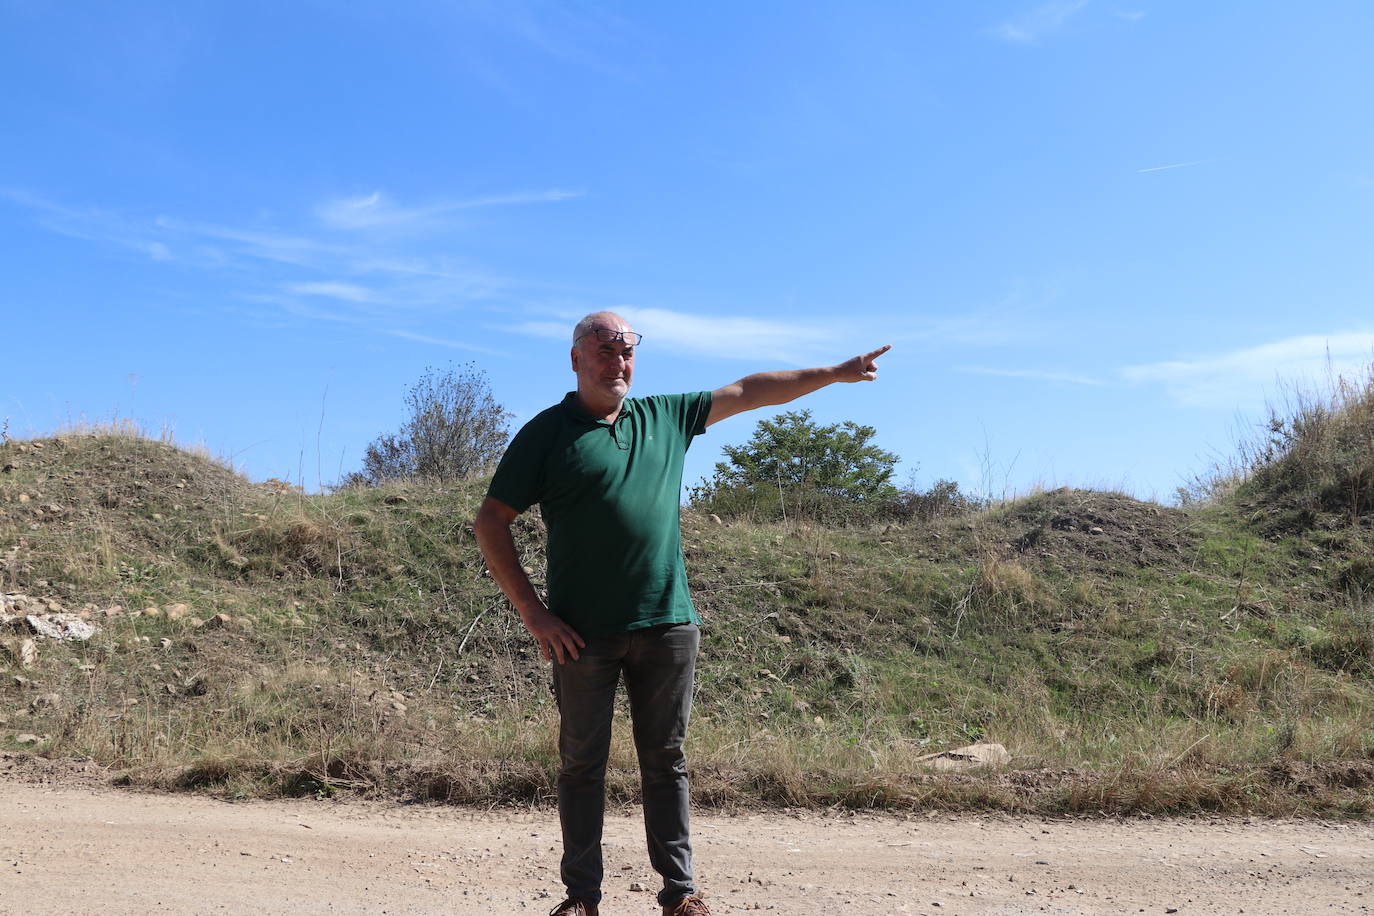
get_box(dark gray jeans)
[551,622,700,907]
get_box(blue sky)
[3,1,1373,501]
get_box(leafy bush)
[885,477,988,522]
[690,410,899,523]
[341,364,512,486]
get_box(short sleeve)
[681,390,713,439]
[485,415,552,513]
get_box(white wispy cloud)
[316,188,582,231]
[461,189,583,208]
[507,319,573,341]
[151,214,511,299]
[248,295,374,326]
[993,0,1093,43]
[154,217,343,268]
[616,307,832,361]
[285,281,377,303]
[5,187,552,348]
[1,188,178,262]
[1122,332,1374,407]
[508,306,834,364]
[882,312,1040,348]
[457,0,644,79]
[1137,158,1217,173]
[508,302,1038,364]
[6,187,1014,367]
[317,191,405,230]
[382,329,506,356]
[961,366,1103,386]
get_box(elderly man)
[474,312,889,916]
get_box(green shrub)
[690,410,899,524]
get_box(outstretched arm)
[706,345,891,427]
[473,496,586,663]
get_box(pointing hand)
[837,345,891,382]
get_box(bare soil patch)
[2,779,1370,915]
[997,488,1197,573]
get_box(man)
[474,312,889,916]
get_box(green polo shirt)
[486,390,713,636]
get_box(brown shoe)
[549,897,598,916]
[663,895,710,916]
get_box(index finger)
[864,344,892,362]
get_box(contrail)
[1137,158,1217,173]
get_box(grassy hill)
[2,383,1372,815]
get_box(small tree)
[342,364,512,486]
[690,410,899,523]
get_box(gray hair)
[572,311,629,346]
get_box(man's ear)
[570,345,580,373]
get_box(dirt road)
[1,781,1370,915]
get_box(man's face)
[572,321,636,403]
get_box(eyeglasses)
[576,329,643,346]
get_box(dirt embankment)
[1,777,1370,915]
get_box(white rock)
[915,742,1011,771]
[24,615,65,639]
[21,614,97,641]
[3,603,99,641]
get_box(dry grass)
[1186,361,1374,528]
[3,432,1374,815]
